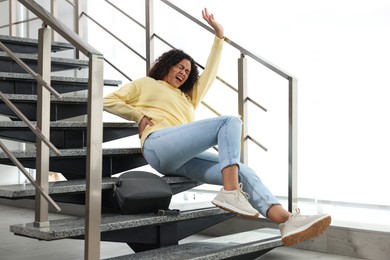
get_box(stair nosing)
[103,229,282,260]
[0,35,73,49]
[0,51,89,66]
[0,93,88,102]
[0,121,137,128]
[10,207,231,240]
[0,72,121,86]
[0,175,194,198]
[0,177,117,197]
[0,147,142,159]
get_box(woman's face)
[163,59,191,89]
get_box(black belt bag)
[114,171,173,214]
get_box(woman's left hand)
[202,8,224,39]
[138,116,154,139]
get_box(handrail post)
[34,25,51,227]
[238,54,248,164]
[50,0,58,42]
[9,0,18,36]
[288,77,298,212]
[145,0,154,73]
[74,0,84,59]
[84,53,104,260]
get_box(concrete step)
[0,51,88,73]
[0,34,74,54]
[0,94,88,120]
[106,228,282,260]
[0,148,147,179]
[0,72,121,94]
[0,175,200,199]
[9,207,236,243]
[0,121,138,148]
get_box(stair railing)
[7,1,104,259]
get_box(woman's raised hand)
[202,8,224,39]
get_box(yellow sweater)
[103,36,224,146]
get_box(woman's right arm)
[103,81,145,123]
[104,80,154,138]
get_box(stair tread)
[0,93,88,102]
[0,147,141,159]
[0,121,139,149]
[0,147,147,179]
[0,34,73,53]
[0,72,121,86]
[10,207,232,240]
[0,51,88,65]
[0,121,137,128]
[0,175,195,198]
[0,94,89,121]
[104,228,282,260]
[0,177,116,198]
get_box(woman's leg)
[143,115,242,175]
[143,116,259,217]
[142,116,331,245]
[162,151,331,247]
[162,151,281,218]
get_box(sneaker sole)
[212,200,260,219]
[282,215,331,247]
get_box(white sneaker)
[212,183,260,219]
[279,209,331,246]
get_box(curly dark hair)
[148,49,199,94]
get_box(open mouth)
[176,75,183,83]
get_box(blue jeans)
[142,115,280,216]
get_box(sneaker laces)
[236,183,250,201]
[288,208,301,220]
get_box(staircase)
[0,27,282,260]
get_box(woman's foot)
[279,209,331,246]
[212,183,260,219]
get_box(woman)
[103,8,331,247]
